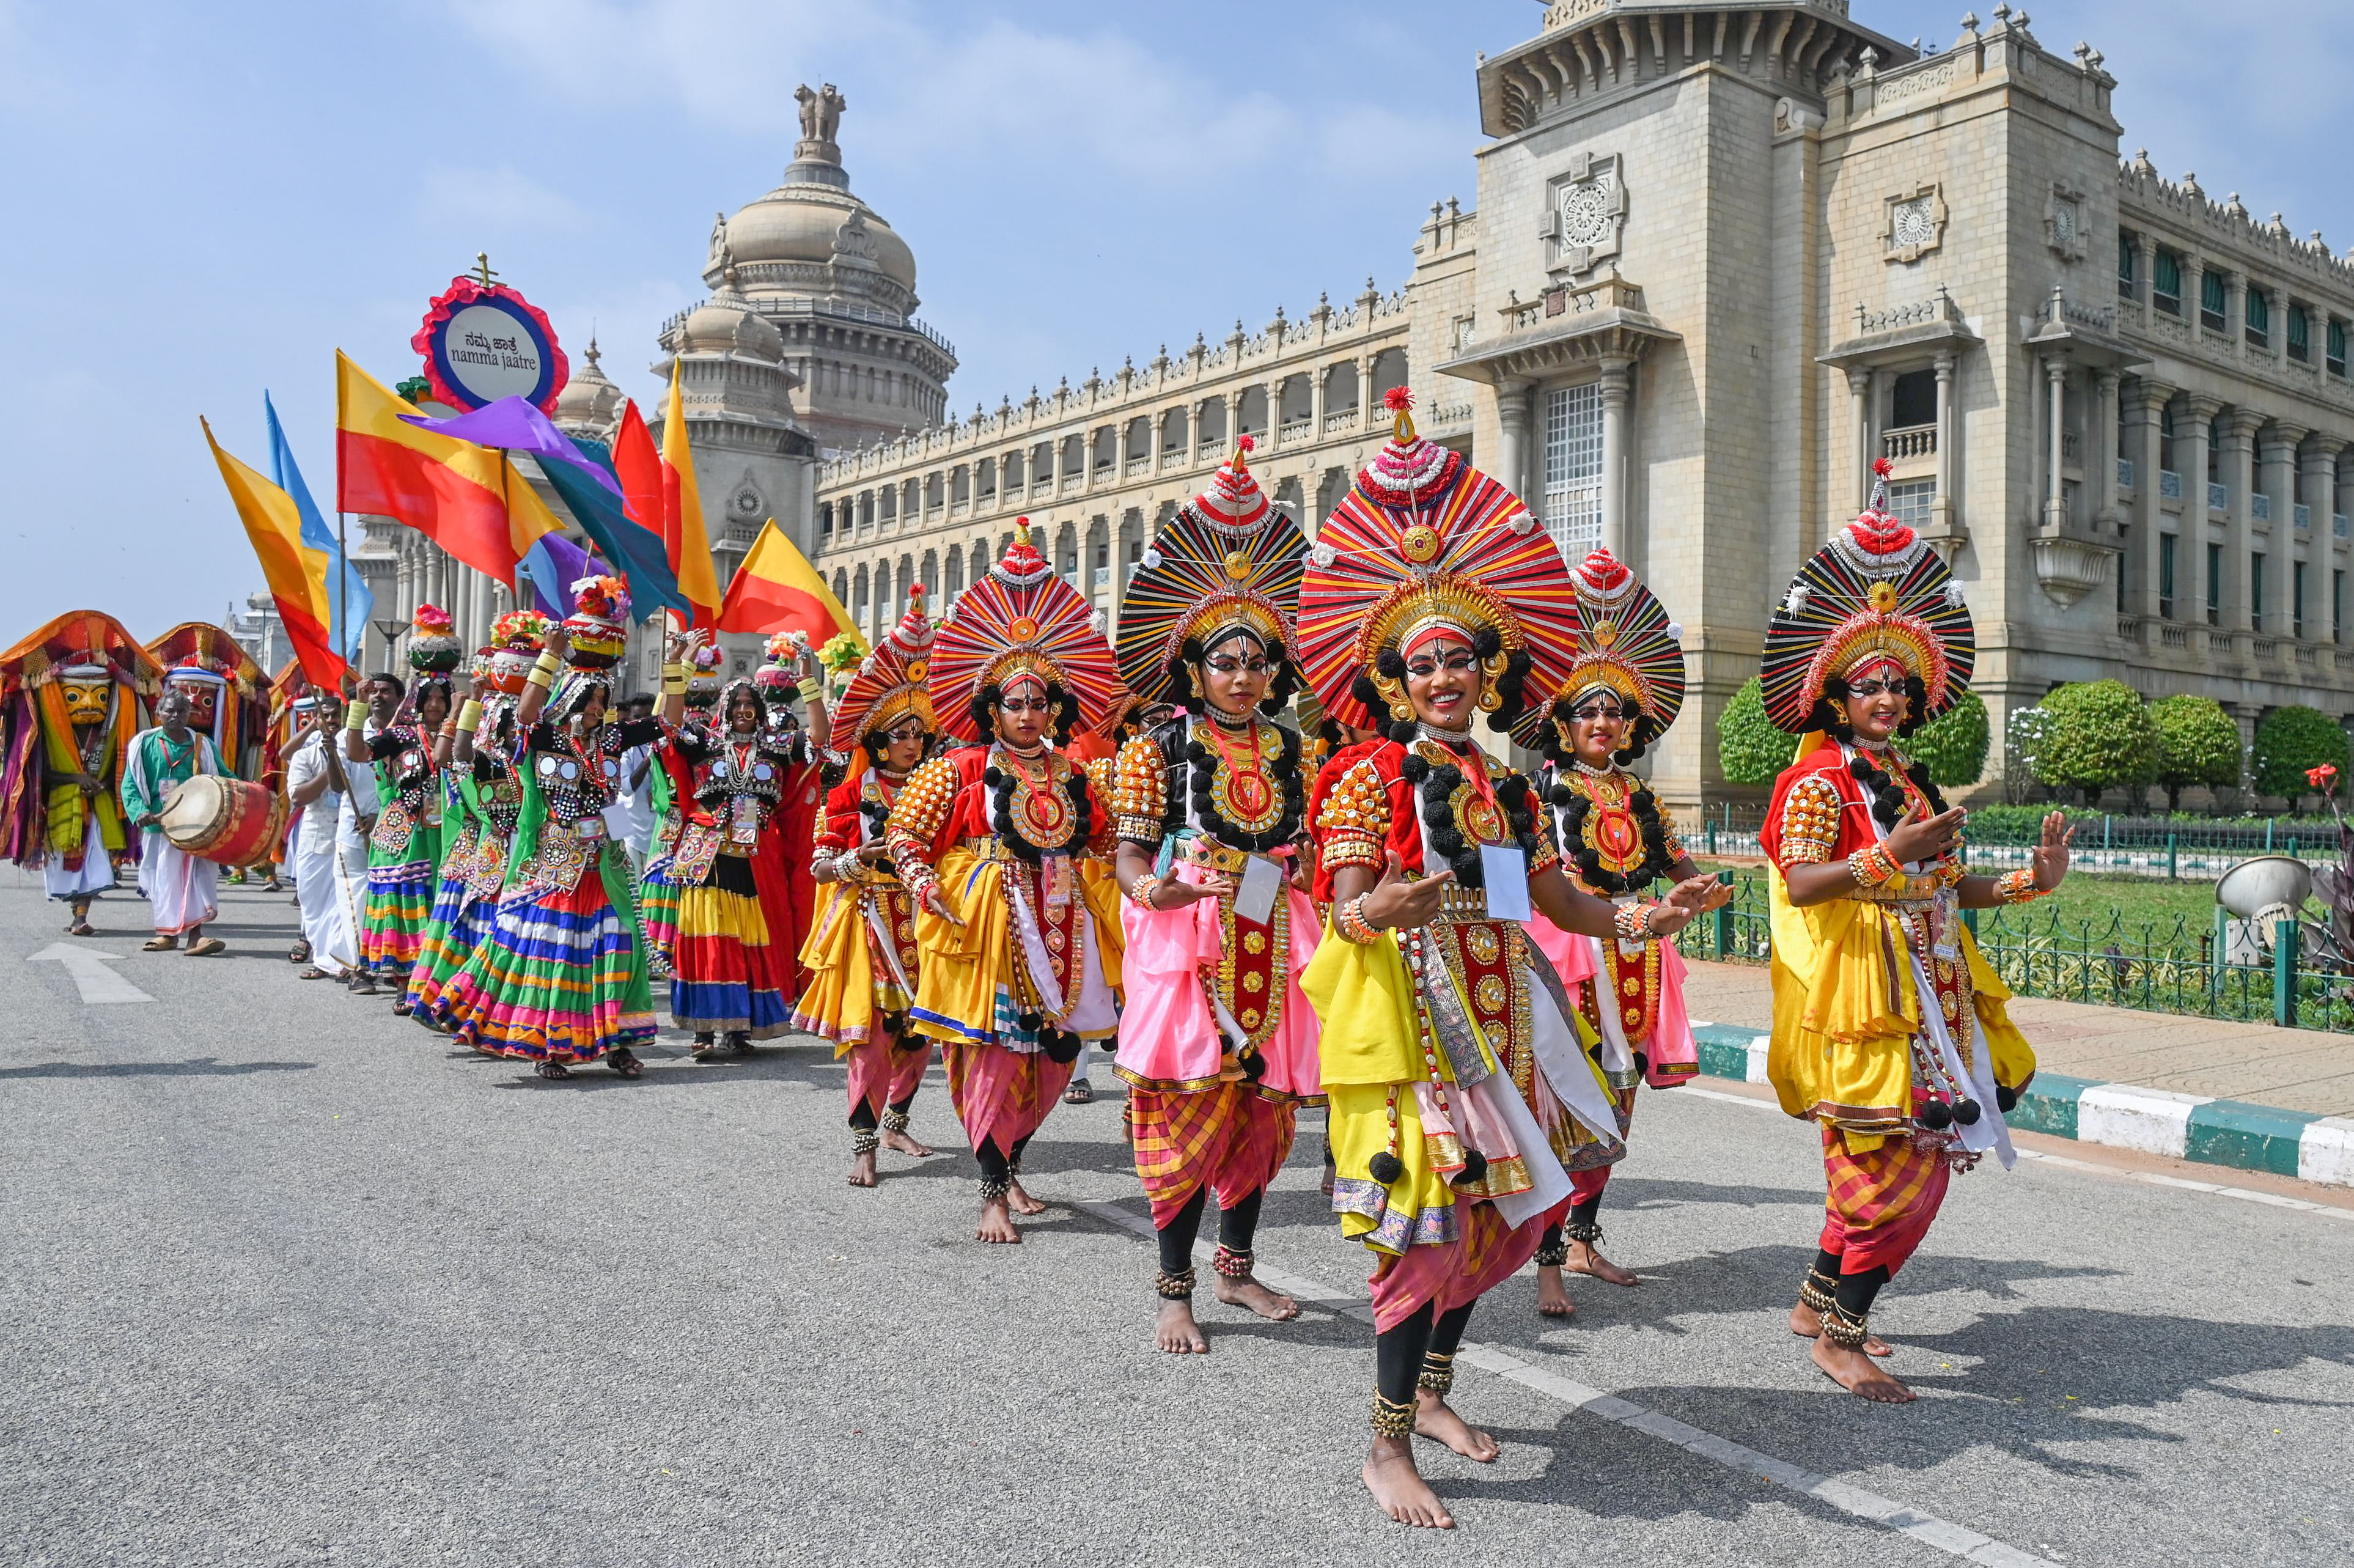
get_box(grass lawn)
[1692,862,2229,956]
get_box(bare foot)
[1414,1389,1500,1462]
[1363,1437,1453,1529]
[1790,1301,1891,1357]
[847,1150,878,1188]
[1536,1264,1576,1318]
[1812,1335,1914,1402]
[881,1127,934,1158]
[1006,1179,1046,1216]
[1568,1240,1639,1286]
[976,1197,1021,1244]
[1212,1272,1300,1322]
[1155,1297,1209,1353]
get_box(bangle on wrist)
[796,677,823,705]
[1127,872,1162,911]
[1335,893,1380,946]
[525,668,555,692]
[1994,867,2046,905]
[455,699,483,732]
[1613,900,1657,941]
[1847,843,1901,889]
[343,705,366,731]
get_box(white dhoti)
[43,814,113,901]
[294,820,358,971]
[136,829,219,935]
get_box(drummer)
[120,688,227,955]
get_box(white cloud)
[416,164,586,230]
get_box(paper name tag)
[1234,853,1282,926]
[1479,844,1531,921]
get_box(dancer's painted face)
[1843,657,1910,743]
[1403,633,1479,732]
[996,677,1051,749]
[1197,632,1270,719]
[1562,688,1628,765]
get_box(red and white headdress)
[1113,438,1304,707]
[1547,546,1685,734]
[831,586,937,747]
[1760,459,1974,734]
[927,520,1121,743]
[560,576,631,671]
[1297,389,1579,745]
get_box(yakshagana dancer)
[638,640,722,979]
[797,586,943,1187]
[1108,437,1322,1353]
[753,631,834,1004]
[429,578,687,1080]
[664,655,803,1060]
[405,611,547,1023]
[1760,458,2071,1402]
[1525,545,1729,1317]
[0,612,157,938]
[1297,389,1712,1529]
[345,605,460,1006]
[884,523,1127,1244]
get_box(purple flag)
[401,396,621,497]
[518,531,595,620]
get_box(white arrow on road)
[26,944,155,1004]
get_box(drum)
[160,775,287,867]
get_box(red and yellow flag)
[334,350,562,586]
[661,363,722,627]
[717,518,855,641]
[202,418,347,691]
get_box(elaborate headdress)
[1761,459,1974,735]
[928,520,1122,744]
[0,611,160,863]
[470,609,552,698]
[683,639,724,709]
[754,630,810,698]
[1114,438,1305,713]
[1297,389,1579,745]
[149,622,267,761]
[560,576,631,671]
[405,603,463,674]
[1541,547,1685,762]
[831,586,937,751]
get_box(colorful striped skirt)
[405,864,493,1017]
[430,848,657,1064]
[360,855,436,974]
[669,853,793,1037]
[639,852,683,974]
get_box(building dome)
[677,284,786,360]
[719,185,918,294]
[551,337,624,435]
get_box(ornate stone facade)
[811,1,2354,805]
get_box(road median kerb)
[1686,1023,2353,1190]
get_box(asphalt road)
[4,872,2350,1567]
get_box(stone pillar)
[1310,363,1326,438]
[2093,369,2122,529]
[2186,252,2208,336]
[2135,232,2158,315]
[2262,424,2306,637]
[2179,396,2220,625]
[1494,378,1535,517]
[2043,355,2069,532]
[2127,380,2175,619]
[2270,285,2290,373]
[2325,441,2352,646]
[1845,367,1872,513]
[1598,359,1633,559]
[2224,271,2247,362]
[1931,349,1958,534]
[2219,407,2262,633]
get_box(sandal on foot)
[67,921,96,938]
[288,940,311,964]
[690,1034,718,1062]
[726,1031,753,1056]
[608,1048,643,1078]
[1063,1080,1095,1105]
[142,936,178,952]
[185,938,226,957]
[298,966,339,981]
[534,1059,572,1081]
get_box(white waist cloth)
[43,813,112,899]
[137,830,219,935]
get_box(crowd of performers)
[0,398,2076,1526]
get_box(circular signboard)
[411,275,568,413]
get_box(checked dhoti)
[1125,1083,1297,1229]
[1818,1125,1951,1278]
[1365,1201,1543,1334]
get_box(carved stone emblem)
[1544,151,1625,278]
[1883,182,1948,265]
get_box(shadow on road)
[1,1056,315,1078]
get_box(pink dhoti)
[1366,1201,1545,1334]
[846,1030,932,1121]
[1126,1083,1298,1228]
[944,1040,1073,1157]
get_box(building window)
[1887,479,1934,531]
[2207,542,2222,625]
[2154,248,2182,315]
[2201,270,2227,333]
[2159,532,2177,619]
[2336,569,2345,643]
[2246,287,2270,350]
[2331,319,2348,378]
[1542,383,1604,557]
[1889,369,1937,431]
[2289,304,2312,364]
[2117,230,2136,298]
[2295,561,2308,638]
[2251,551,2265,622]
[2116,525,2130,612]
[2158,403,2175,472]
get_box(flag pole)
[337,509,349,688]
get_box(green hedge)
[2251,705,2350,800]
[1909,688,1988,787]
[2149,694,2242,809]
[1716,677,1790,786]
[2032,680,2159,798]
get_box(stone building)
[805,1,2354,806]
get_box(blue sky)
[1,0,2346,635]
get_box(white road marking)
[26,944,154,1004]
[1685,1082,2354,1221]
[1072,1196,2054,1566]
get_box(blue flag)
[265,392,371,663]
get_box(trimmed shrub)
[2031,680,2158,803]
[2148,694,2243,811]
[1716,676,1789,786]
[1909,688,1989,788]
[2250,704,2350,803]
